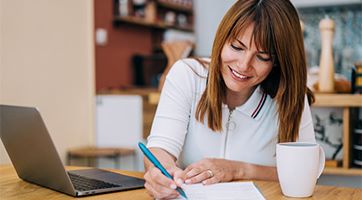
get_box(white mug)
[276,142,325,198]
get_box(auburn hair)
[195,0,314,142]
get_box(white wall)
[0,0,95,164]
[194,0,236,57]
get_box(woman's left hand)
[183,158,242,185]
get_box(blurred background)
[0,0,361,188]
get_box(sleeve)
[146,60,195,158]
[297,96,317,143]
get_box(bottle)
[318,16,335,93]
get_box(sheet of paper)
[175,181,265,200]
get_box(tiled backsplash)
[298,4,362,79]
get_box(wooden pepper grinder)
[318,16,335,93]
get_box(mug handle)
[317,145,325,178]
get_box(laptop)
[0,104,145,196]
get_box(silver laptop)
[0,104,145,196]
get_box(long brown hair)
[195,0,314,142]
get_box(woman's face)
[221,23,273,96]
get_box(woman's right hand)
[144,165,185,199]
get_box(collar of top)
[222,85,268,120]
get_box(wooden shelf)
[114,16,194,32]
[157,0,193,13]
[148,93,362,107]
[313,93,362,176]
[148,92,160,105]
[97,87,158,96]
[323,167,362,176]
[313,93,362,107]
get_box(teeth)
[231,69,248,79]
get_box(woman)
[144,0,316,199]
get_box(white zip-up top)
[147,59,316,168]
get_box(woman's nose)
[237,52,253,71]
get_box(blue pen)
[138,142,188,199]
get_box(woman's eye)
[230,44,244,51]
[256,55,272,62]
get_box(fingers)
[185,167,202,178]
[144,182,179,199]
[201,176,219,185]
[144,167,179,199]
[147,167,177,188]
[173,169,186,187]
[183,159,224,185]
[185,169,214,184]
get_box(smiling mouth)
[228,66,251,80]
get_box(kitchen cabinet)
[114,0,194,32]
[98,88,158,140]
[114,0,194,52]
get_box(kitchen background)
[0,0,361,189]
[94,0,362,175]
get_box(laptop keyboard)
[68,173,120,191]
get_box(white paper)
[175,181,265,200]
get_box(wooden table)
[0,165,361,199]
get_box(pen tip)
[181,191,188,199]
